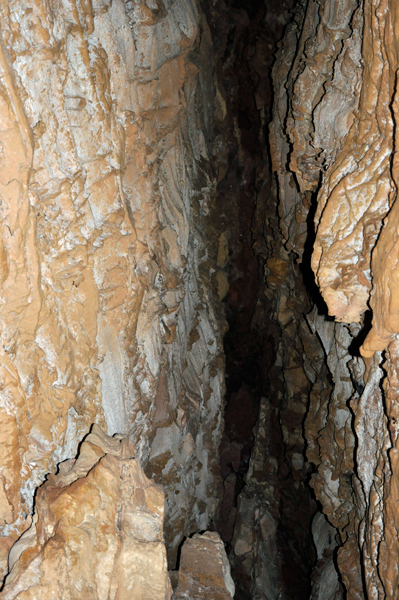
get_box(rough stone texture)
[4,0,399,597]
[0,425,172,600]
[269,0,399,597]
[309,512,341,600]
[173,531,235,600]
[0,0,224,567]
[310,0,393,327]
[201,1,323,599]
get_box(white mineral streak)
[0,0,224,565]
[269,0,399,596]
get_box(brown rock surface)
[0,424,172,599]
[173,531,235,600]
[269,0,399,597]
[0,0,224,565]
[310,0,395,326]
[4,0,399,597]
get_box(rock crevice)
[2,0,399,598]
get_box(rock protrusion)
[173,531,235,599]
[1,425,172,600]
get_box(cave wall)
[0,0,226,571]
[1,0,399,597]
[269,0,399,597]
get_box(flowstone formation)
[0,425,172,600]
[0,426,235,600]
[0,0,225,569]
[269,0,399,597]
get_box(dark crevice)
[201,0,319,598]
[299,189,330,317]
[348,310,373,356]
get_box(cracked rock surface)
[0,0,224,569]
[269,0,399,597]
[0,425,172,600]
[3,0,399,597]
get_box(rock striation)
[0,0,225,568]
[269,0,399,597]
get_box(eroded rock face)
[0,425,172,600]
[5,0,399,596]
[0,0,224,565]
[269,0,399,597]
[0,424,236,600]
[173,531,235,600]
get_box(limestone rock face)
[0,0,224,563]
[269,0,399,597]
[173,531,235,600]
[309,512,340,600]
[0,425,172,600]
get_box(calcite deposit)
[268,0,399,597]
[0,425,172,600]
[0,0,225,569]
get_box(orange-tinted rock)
[1,425,172,600]
[0,0,224,564]
[311,0,396,325]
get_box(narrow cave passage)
[200,1,319,597]
[202,0,396,596]
[0,0,397,598]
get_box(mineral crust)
[0,0,224,566]
[0,425,172,600]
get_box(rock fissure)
[0,0,399,597]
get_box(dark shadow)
[174,536,187,571]
[348,310,372,357]
[299,189,330,317]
